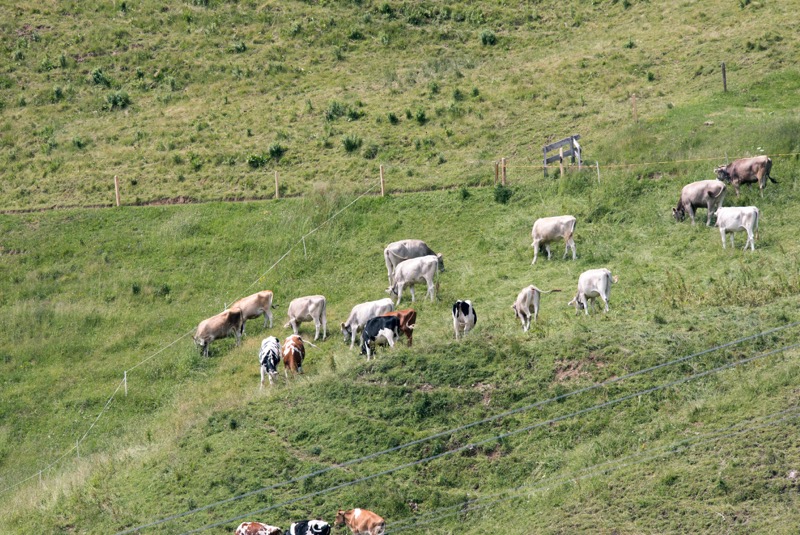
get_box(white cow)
[284,295,327,341]
[341,298,395,349]
[568,268,619,315]
[673,180,726,226]
[511,285,562,331]
[384,239,444,286]
[715,206,760,251]
[387,255,439,306]
[231,290,275,336]
[531,215,577,264]
[258,336,282,389]
[452,300,477,339]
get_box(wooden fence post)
[559,147,564,178]
[595,161,601,184]
[501,158,507,186]
[721,62,727,92]
[380,165,385,197]
[494,161,499,185]
[274,171,280,199]
[114,175,121,207]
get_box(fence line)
[0,180,381,497]
[112,320,800,533]
[386,404,800,533]
[173,341,800,535]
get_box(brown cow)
[672,180,726,226]
[235,522,282,535]
[230,290,276,336]
[715,155,777,197]
[193,307,243,357]
[282,334,305,379]
[335,509,385,535]
[380,308,416,346]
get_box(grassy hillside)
[2,1,800,534]
[0,0,798,209]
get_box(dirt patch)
[554,353,606,382]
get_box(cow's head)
[386,284,398,297]
[511,304,520,320]
[672,206,685,222]
[715,165,731,183]
[340,322,352,344]
[567,294,584,314]
[436,253,445,272]
[334,510,347,526]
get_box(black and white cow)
[258,336,282,389]
[285,520,331,535]
[360,315,401,360]
[452,300,476,339]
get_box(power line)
[386,405,800,533]
[111,319,800,533]
[172,341,800,535]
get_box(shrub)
[269,143,286,161]
[52,86,64,102]
[494,184,513,204]
[415,108,427,125]
[105,91,130,110]
[429,81,440,95]
[480,30,497,46]
[92,68,111,87]
[342,134,363,153]
[363,144,379,159]
[388,112,399,124]
[231,41,247,53]
[624,37,636,49]
[247,154,267,168]
[452,88,464,101]
[459,186,471,200]
[349,28,364,40]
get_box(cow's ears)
[671,208,677,214]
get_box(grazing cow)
[452,300,477,340]
[258,336,282,388]
[282,334,305,379]
[715,155,777,197]
[231,290,276,336]
[568,268,619,315]
[387,255,439,306]
[716,206,760,251]
[673,180,726,226]
[380,309,417,346]
[193,307,243,357]
[360,315,401,360]
[335,509,386,535]
[530,215,577,265]
[341,298,395,350]
[236,522,282,535]
[511,285,562,331]
[384,239,444,285]
[285,520,331,535]
[284,295,327,341]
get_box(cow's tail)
[754,208,760,241]
[300,338,320,349]
[766,158,778,183]
[712,185,725,198]
[533,286,562,294]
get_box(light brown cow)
[284,295,327,341]
[512,285,561,331]
[235,522,282,535]
[672,180,726,226]
[715,155,777,197]
[531,215,577,264]
[380,309,416,346]
[384,239,444,286]
[231,290,275,336]
[282,334,305,379]
[193,307,243,357]
[335,508,385,535]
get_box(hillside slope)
[0,0,798,209]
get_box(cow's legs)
[720,228,727,249]
[313,320,320,341]
[290,319,299,335]
[563,239,576,260]
[601,295,609,313]
[531,240,540,265]
[533,292,541,322]
[409,285,416,303]
[426,280,435,301]
[688,205,696,225]
[260,366,266,389]
[394,284,404,307]
[745,230,755,251]
[321,309,327,340]
[454,316,460,339]
[706,202,714,226]
[545,244,552,260]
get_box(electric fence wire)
[385,404,800,533]
[109,319,800,533]
[169,340,800,535]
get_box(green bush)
[415,108,427,124]
[105,91,130,110]
[92,68,111,87]
[388,112,399,124]
[494,184,513,204]
[342,134,363,153]
[247,154,267,168]
[480,30,497,46]
[363,144,379,159]
[269,143,287,161]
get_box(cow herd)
[234,508,386,535]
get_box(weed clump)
[480,30,497,46]
[494,184,513,204]
[342,134,363,153]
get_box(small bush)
[105,91,130,110]
[452,88,464,101]
[623,37,636,49]
[72,137,87,149]
[349,28,364,40]
[92,68,111,87]
[405,109,413,119]
[480,30,497,46]
[247,154,267,168]
[388,112,399,124]
[415,108,427,125]
[269,143,286,161]
[52,86,64,102]
[459,186,471,200]
[343,134,363,153]
[647,71,656,81]
[429,81,440,95]
[363,144,379,159]
[494,184,513,204]
[231,41,247,53]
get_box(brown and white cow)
[282,334,305,379]
[235,521,282,535]
[380,308,416,346]
[341,298,395,350]
[568,268,619,315]
[387,255,439,306]
[511,285,561,331]
[231,290,276,336]
[284,295,327,341]
[531,215,577,265]
[672,180,726,226]
[193,307,244,357]
[335,508,385,535]
[715,155,777,197]
[384,239,444,286]
[715,206,760,251]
